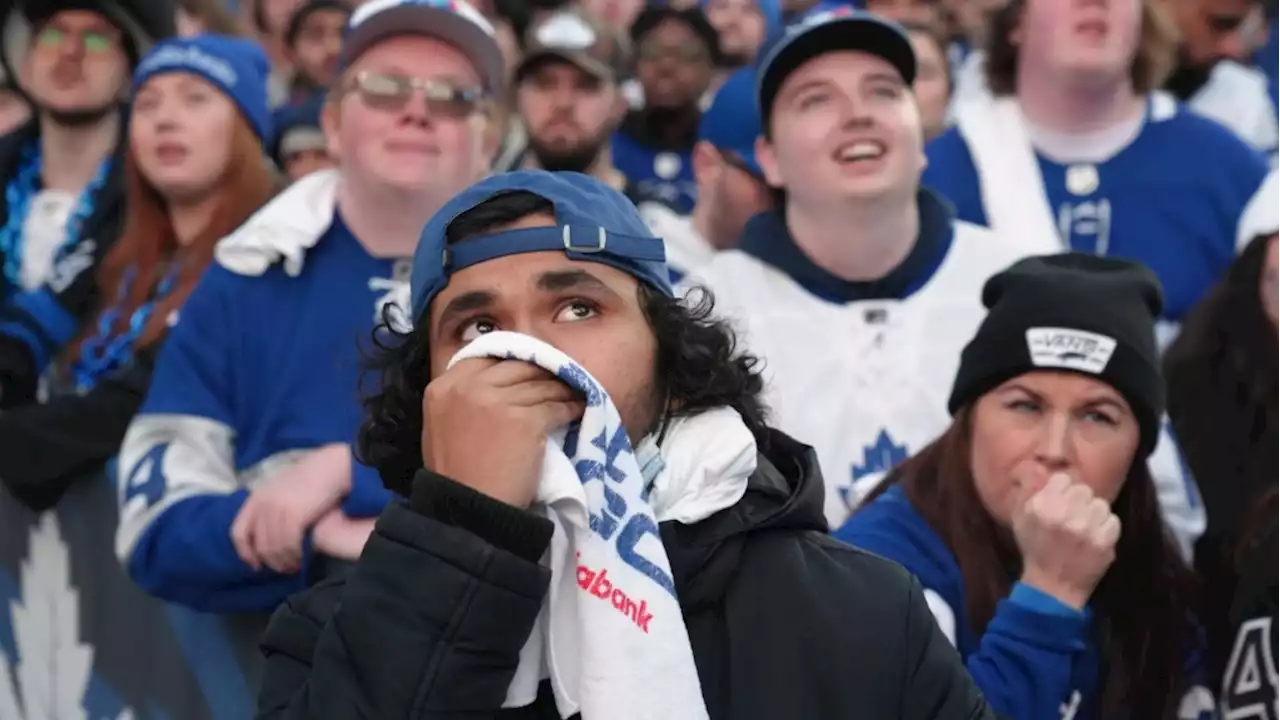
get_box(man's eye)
[83,32,113,52]
[459,319,497,342]
[36,28,65,47]
[797,93,827,109]
[557,302,597,322]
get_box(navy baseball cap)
[757,5,916,119]
[339,0,505,94]
[698,67,763,177]
[410,171,673,322]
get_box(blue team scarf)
[71,263,179,392]
[0,140,111,293]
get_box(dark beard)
[527,136,604,174]
[43,102,118,128]
[1163,57,1214,102]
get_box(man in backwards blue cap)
[254,170,999,719]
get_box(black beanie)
[948,252,1166,457]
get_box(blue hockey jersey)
[925,94,1273,335]
[612,119,697,215]
[836,485,1215,720]
[113,170,396,613]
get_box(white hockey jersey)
[683,191,1030,527]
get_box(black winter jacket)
[0,119,128,404]
[1219,511,1277,716]
[255,429,999,719]
[0,345,155,510]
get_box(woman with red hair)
[0,34,278,511]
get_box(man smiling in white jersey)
[684,6,1030,527]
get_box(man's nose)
[549,83,578,107]
[325,36,342,56]
[57,36,86,61]
[398,91,437,125]
[837,101,876,129]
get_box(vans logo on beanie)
[1025,327,1117,375]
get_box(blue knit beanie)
[132,34,273,142]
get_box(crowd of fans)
[0,0,1276,716]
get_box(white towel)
[952,98,1063,254]
[214,168,340,277]
[447,331,756,720]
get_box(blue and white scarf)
[448,331,756,720]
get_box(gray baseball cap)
[339,0,505,94]
[516,9,628,85]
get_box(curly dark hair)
[356,190,771,497]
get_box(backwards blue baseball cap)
[698,67,763,177]
[133,34,272,142]
[339,0,505,94]
[410,171,673,322]
[757,5,915,121]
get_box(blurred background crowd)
[0,0,1275,716]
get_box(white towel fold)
[214,168,340,277]
[447,331,756,720]
[953,98,1063,254]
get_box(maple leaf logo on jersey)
[843,430,909,508]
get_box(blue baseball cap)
[270,92,326,166]
[410,171,673,322]
[757,5,915,120]
[133,34,272,142]
[698,67,763,177]
[339,0,505,94]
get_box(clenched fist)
[1012,473,1121,610]
[422,357,586,508]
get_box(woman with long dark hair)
[836,253,1207,719]
[1217,487,1278,716]
[0,34,277,511]
[1165,231,1279,687]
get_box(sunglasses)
[343,71,489,119]
[35,26,119,54]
